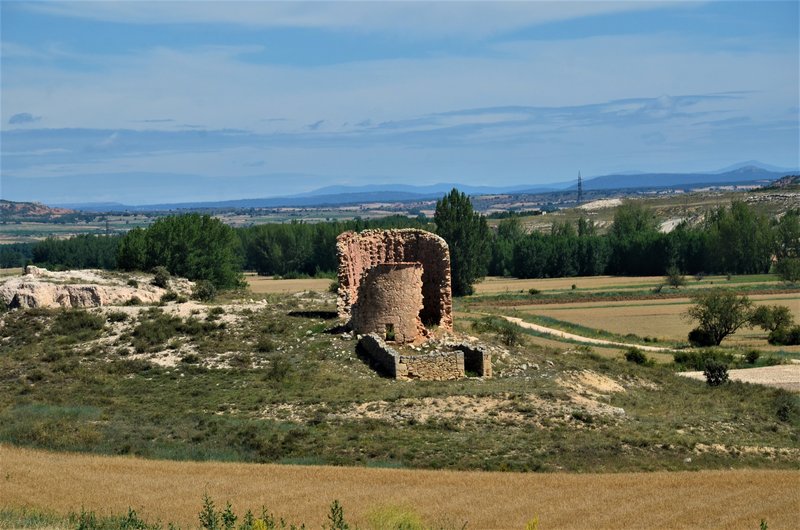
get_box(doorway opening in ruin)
[385,323,396,342]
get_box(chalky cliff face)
[336,229,453,341]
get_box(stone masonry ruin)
[337,228,453,340]
[337,229,490,381]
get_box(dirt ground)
[2,445,797,529]
[678,364,800,392]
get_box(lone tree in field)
[685,289,753,346]
[434,188,490,296]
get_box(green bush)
[528,288,541,295]
[674,349,734,371]
[124,296,142,306]
[744,349,761,364]
[687,327,715,347]
[126,278,139,288]
[106,311,128,323]
[151,266,170,288]
[192,280,217,301]
[471,316,520,346]
[703,360,729,386]
[160,291,179,303]
[768,325,800,346]
[51,310,105,343]
[624,348,650,365]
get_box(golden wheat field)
[514,294,800,349]
[2,445,798,529]
[244,274,332,294]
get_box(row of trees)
[11,193,799,294]
[489,201,799,279]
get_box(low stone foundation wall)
[446,341,492,378]
[398,351,463,381]
[357,334,490,381]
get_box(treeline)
[238,215,430,277]
[8,200,798,288]
[19,214,430,288]
[491,201,799,278]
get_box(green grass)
[0,294,798,473]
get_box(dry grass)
[473,275,782,295]
[514,294,800,349]
[474,275,665,294]
[1,445,798,529]
[245,274,332,294]
[0,267,23,278]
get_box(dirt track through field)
[1,445,798,529]
[501,316,678,352]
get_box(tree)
[434,188,490,296]
[665,265,687,289]
[750,305,794,333]
[685,289,753,346]
[775,257,800,285]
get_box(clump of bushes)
[687,327,716,347]
[151,266,170,288]
[106,311,128,323]
[528,288,541,296]
[193,280,217,301]
[126,278,139,288]
[471,316,521,346]
[673,349,733,371]
[624,348,652,366]
[51,310,105,342]
[750,304,800,345]
[703,360,729,386]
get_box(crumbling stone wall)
[351,263,425,343]
[337,229,452,331]
[358,334,465,381]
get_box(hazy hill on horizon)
[4,161,796,212]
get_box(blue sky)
[1,1,798,204]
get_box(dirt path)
[678,364,800,392]
[2,445,798,529]
[501,315,678,352]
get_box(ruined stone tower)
[336,229,453,342]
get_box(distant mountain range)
[36,161,799,212]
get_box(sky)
[1,0,798,205]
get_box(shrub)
[106,311,128,323]
[703,360,729,386]
[687,327,715,347]
[124,296,142,306]
[775,392,798,422]
[768,325,800,346]
[126,278,139,288]
[665,265,686,289]
[328,281,339,294]
[674,349,734,371]
[192,280,217,301]
[528,288,541,295]
[624,348,649,365]
[744,349,760,364]
[151,266,170,288]
[160,291,179,303]
[571,284,577,290]
[255,337,276,353]
[471,316,521,346]
[51,310,105,342]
